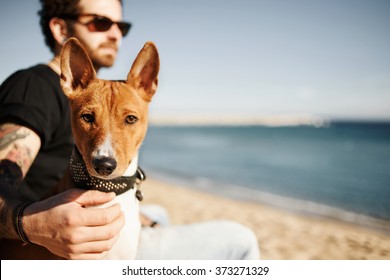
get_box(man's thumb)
[73,189,116,207]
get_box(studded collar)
[69,148,145,200]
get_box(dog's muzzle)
[92,156,117,176]
[69,148,145,199]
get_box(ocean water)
[139,122,390,230]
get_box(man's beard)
[90,42,118,69]
[93,54,116,68]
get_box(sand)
[140,178,390,260]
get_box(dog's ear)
[60,37,96,98]
[127,42,160,102]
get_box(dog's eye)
[126,115,138,124]
[81,113,95,123]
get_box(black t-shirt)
[0,64,74,200]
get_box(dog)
[60,37,159,259]
[1,38,159,259]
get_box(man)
[0,0,259,259]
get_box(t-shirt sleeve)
[0,68,60,147]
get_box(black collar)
[69,148,145,199]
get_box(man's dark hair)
[38,0,81,53]
[38,0,123,54]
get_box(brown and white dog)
[58,38,159,259]
[0,38,159,259]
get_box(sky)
[1,0,390,123]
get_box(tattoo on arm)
[0,159,23,236]
[5,144,33,172]
[0,159,24,188]
[0,124,40,238]
[0,125,36,238]
[0,125,30,150]
[0,125,35,176]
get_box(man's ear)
[49,17,69,52]
[60,38,96,98]
[127,42,160,102]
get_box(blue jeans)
[136,205,260,260]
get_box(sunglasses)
[63,13,131,37]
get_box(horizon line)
[149,114,390,127]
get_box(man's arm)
[0,124,40,176]
[0,123,125,259]
[0,123,40,238]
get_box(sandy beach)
[140,178,390,260]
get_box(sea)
[138,121,390,232]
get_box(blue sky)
[1,0,389,122]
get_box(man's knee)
[139,204,170,226]
[217,220,260,259]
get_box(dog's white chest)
[97,189,141,259]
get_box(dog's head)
[60,38,159,179]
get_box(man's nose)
[107,23,123,41]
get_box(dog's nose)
[92,156,117,176]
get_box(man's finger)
[72,189,116,207]
[78,203,124,227]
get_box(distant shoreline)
[149,114,330,127]
[148,115,390,127]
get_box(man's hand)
[22,188,124,260]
